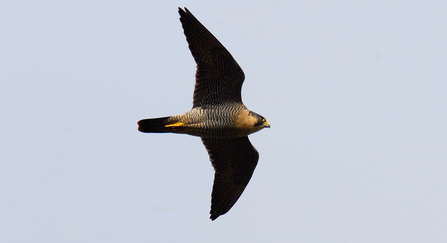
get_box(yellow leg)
[165,122,184,128]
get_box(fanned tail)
[138,116,184,133]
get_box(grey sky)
[1,1,446,242]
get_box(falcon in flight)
[138,7,270,220]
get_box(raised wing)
[178,7,245,108]
[201,136,259,220]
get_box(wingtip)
[178,7,189,14]
[210,207,224,221]
[210,213,220,221]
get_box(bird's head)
[235,110,270,137]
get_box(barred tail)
[138,116,184,133]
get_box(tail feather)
[138,116,177,133]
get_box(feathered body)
[139,104,266,138]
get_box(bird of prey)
[138,7,270,220]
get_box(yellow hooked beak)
[264,121,270,128]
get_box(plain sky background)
[1,1,446,242]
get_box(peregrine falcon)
[138,7,270,220]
